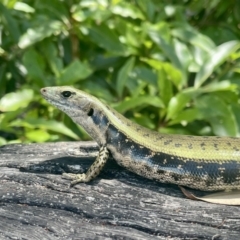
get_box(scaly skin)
[41,86,240,191]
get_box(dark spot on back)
[175,143,182,147]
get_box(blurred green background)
[1,0,240,145]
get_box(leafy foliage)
[1,0,240,145]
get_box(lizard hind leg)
[62,146,109,186]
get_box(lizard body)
[41,86,240,191]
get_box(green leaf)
[40,40,63,77]
[10,118,80,140]
[141,59,182,89]
[0,89,34,111]
[23,49,46,86]
[82,78,114,102]
[111,2,145,19]
[158,127,192,135]
[58,59,93,85]
[157,68,173,106]
[167,94,191,120]
[114,95,164,113]
[195,95,237,136]
[173,38,192,74]
[168,108,201,125]
[231,103,240,136]
[190,46,210,72]
[141,58,162,70]
[18,20,63,49]
[116,57,135,98]
[133,67,157,86]
[0,108,24,131]
[166,88,201,120]
[0,64,6,97]
[125,66,157,98]
[202,80,238,93]
[38,120,80,140]
[88,24,127,55]
[0,2,20,42]
[0,137,7,146]
[26,130,50,142]
[14,2,35,13]
[147,23,183,71]
[137,0,156,21]
[36,0,69,19]
[194,41,240,88]
[134,114,156,130]
[115,20,142,50]
[125,80,147,98]
[163,63,182,89]
[171,28,216,53]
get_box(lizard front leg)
[62,145,109,186]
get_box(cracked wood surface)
[0,141,240,240]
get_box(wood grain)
[0,142,239,240]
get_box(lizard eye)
[61,91,72,98]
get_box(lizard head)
[41,86,109,145]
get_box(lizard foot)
[62,173,87,186]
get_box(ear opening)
[87,108,94,116]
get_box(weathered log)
[0,142,239,240]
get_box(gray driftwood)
[0,141,240,240]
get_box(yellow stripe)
[76,89,240,162]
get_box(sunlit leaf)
[171,28,215,53]
[173,38,192,74]
[111,2,145,19]
[168,108,201,125]
[0,89,34,111]
[202,80,238,93]
[167,88,201,120]
[26,129,50,142]
[10,118,80,140]
[191,45,211,68]
[141,58,162,70]
[194,41,240,88]
[14,2,35,13]
[0,137,7,146]
[19,21,63,49]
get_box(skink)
[41,86,240,191]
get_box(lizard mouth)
[40,88,66,108]
[40,87,86,117]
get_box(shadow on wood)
[0,141,239,239]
